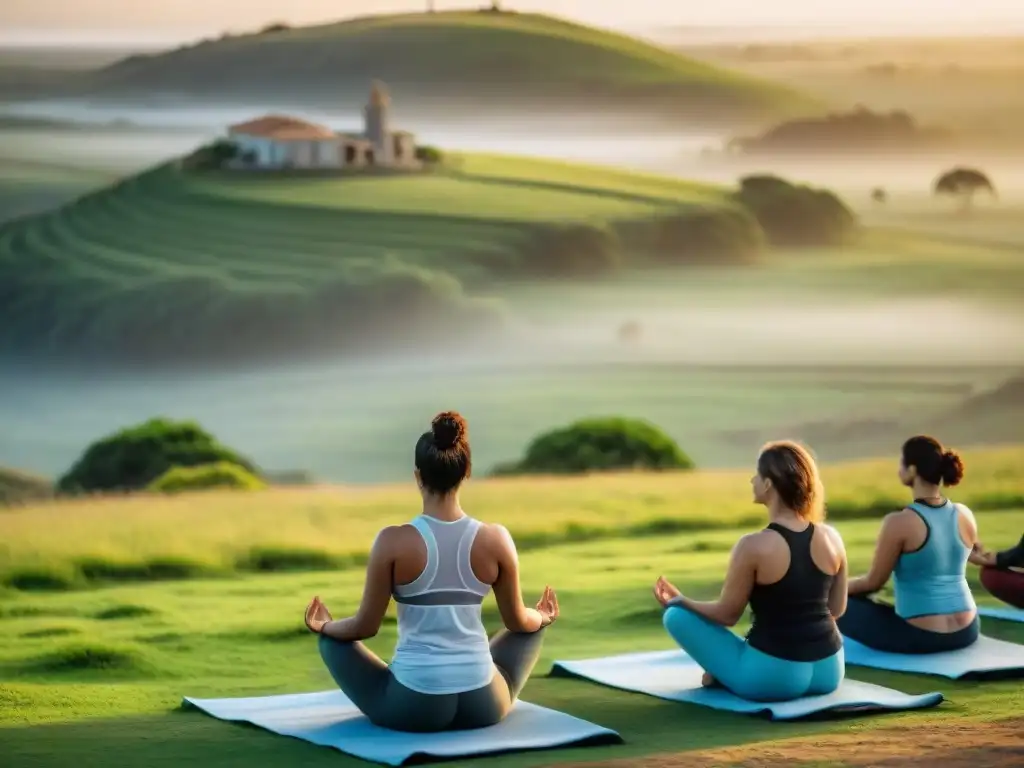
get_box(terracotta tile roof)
[228,114,336,140]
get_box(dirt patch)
[568,718,1024,768]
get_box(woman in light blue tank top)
[838,436,986,654]
[302,412,559,732]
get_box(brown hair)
[414,411,471,495]
[757,441,824,523]
[902,435,964,487]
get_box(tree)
[871,187,887,205]
[933,167,996,213]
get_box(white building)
[226,82,418,170]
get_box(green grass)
[0,153,746,366]
[3,445,1023,591]
[0,157,116,225]
[0,496,1022,767]
[53,12,814,124]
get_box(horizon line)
[1,17,1023,49]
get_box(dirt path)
[566,717,1024,768]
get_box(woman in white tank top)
[302,411,559,732]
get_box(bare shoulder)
[885,508,917,529]
[474,521,515,553]
[375,524,409,544]
[953,502,976,521]
[736,529,773,554]
[818,523,847,552]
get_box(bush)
[523,223,621,277]
[183,139,238,170]
[260,22,290,34]
[414,145,444,164]
[497,417,694,475]
[733,175,857,247]
[148,461,267,494]
[57,418,258,494]
[644,205,765,264]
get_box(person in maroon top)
[975,533,1024,609]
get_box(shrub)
[733,175,857,247]
[497,417,694,475]
[148,461,267,494]
[524,223,621,277]
[56,418,258,494]
[414,145,444,164]
[645,205,765,264]
[183,139,239,170]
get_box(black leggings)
[837,595,979,654]
[318,627,546,732]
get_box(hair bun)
[431,411,466,450]
[941,449,965,487]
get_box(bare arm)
[320,528,396,642]
[671,536,757,627]
[823,525,849,619]
[490,525,546,634]
[848,513,904,596]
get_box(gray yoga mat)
[183,690,621,766]
[551,649,943,720]
[842,633,1024,679]
[977,605,1024,624]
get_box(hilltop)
[41,12,814,126]
[0,152,760,369]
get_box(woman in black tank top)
[653,441,848,702]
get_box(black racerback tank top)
[746,523,842,662]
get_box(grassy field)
[15,12,813,125]
[3,444,1023,591]
[0,152,747,366]
[0,157,120,224]
[1,455,1022,767]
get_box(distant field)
[686,36,1024,145]
[3,445,1022,591]
[0,158,117,223]
[0,152,747,366]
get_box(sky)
[3,0,1024,45]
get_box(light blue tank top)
[892,500,975,620]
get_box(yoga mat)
[978,605,1024,624]
[842,634,1024,679]
[550,650,942,720]
[183,690,621,766]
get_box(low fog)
[2,100,1023,484]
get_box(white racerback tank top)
[388,514,494,695]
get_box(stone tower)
[363,80,391,164]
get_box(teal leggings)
[663,604,844,702]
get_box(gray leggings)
[318,627,546,732]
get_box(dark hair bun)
[431,411,466,451]
[941,450,965,487]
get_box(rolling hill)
[0,152,751,370]
[44,11,815,126]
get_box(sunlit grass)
[3,445,1023,590]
